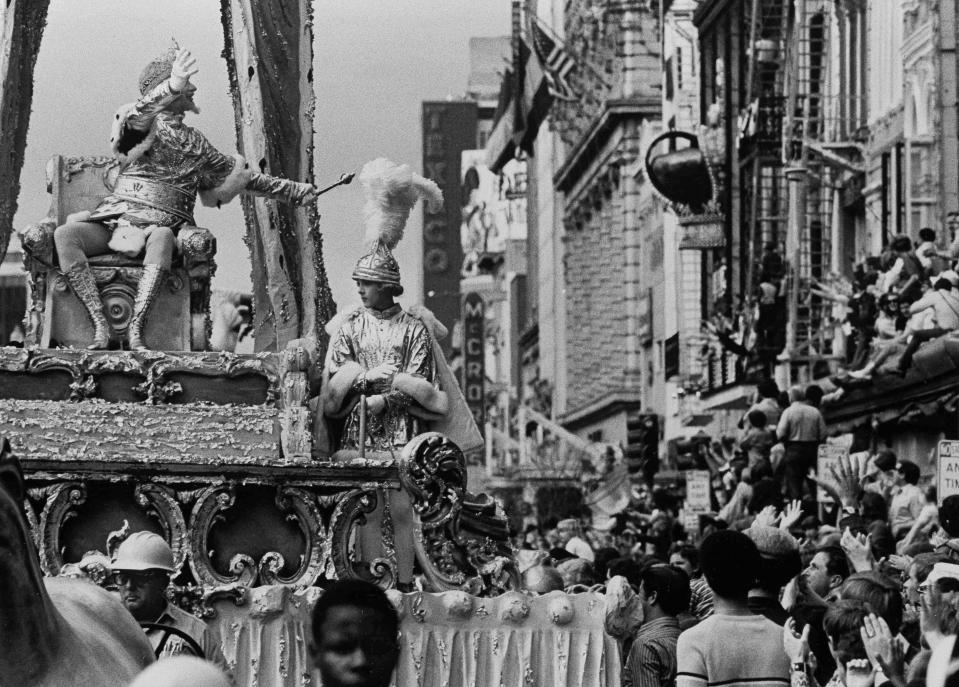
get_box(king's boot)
[128,264,167,351]
[63,263,110,350]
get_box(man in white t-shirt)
[676,530,789,687]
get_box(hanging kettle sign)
[645,131,725,250]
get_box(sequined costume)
[89,79,310,229]
[53,45,314,351]
[325,304,442,451]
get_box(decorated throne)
[19,155,217,350]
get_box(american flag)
[528,15,577,101]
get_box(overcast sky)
[14,0,509,308]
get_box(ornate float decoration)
[0,2,520,686]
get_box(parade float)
[0,3,624,685]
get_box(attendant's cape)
[313,304,482,457]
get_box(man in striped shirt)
[676,530,790,687]
[623,564,691,687]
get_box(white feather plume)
[360,158,444,249]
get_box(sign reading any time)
[938,440,959,504]
[684,470,712,513]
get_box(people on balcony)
[916,227,949,275]
[53,44,316,351]
[893,273,959,375]
[881,234,925,303]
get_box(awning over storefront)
[822,336,959,434]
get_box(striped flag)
[529,16,577,101]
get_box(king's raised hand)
[170,49,199,93]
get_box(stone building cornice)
[559,391,643,430]
[553,99,659,195]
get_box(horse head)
[0,436,155,684]
[0,437,33,566]
[0,437,61,682]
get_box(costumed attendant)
[53,43,317,351]
[320,158,481,589]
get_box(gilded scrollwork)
[38,481,87,575]
[23,496,40,553]
[188,484,257,587]
[168,583,247,620]
[328,488,397,589]
[28,352,84,389]
[68,375,98,401]
[177,227,217,267]
[61,155,120,183]
[0,348,280,406]
[135,483,189,575]
[399,432,519,596]
[261,486,328,587]
[185,483,340,588]
[0,347,29,371]
[398,433,465,526]
[20,219,56,267]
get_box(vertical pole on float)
[358,395,367,460]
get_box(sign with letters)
[684,470,711,513]
[421,101,477,356]
[938,440,959,505]
[817,444,849,502]
[462,292,485,427]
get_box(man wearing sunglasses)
[112,531,231,681]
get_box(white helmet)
[112,531,175,572]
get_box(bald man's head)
[128,656,230,687]
[522,564,565,594]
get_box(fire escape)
[782,0,865,382]
[741,0,790,369]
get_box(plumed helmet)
[352,158,443,291]
[112,531,176,572]
[138,40,179,95]
[353,242,404,294]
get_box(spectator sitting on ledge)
[894,273,959,375]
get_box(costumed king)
[319,158,482,589]
[53,43,318,351]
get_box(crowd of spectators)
[511,375,959,687]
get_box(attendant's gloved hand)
[170,49,199,93]
[365,363,398,388]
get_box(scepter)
[313,172,356,197]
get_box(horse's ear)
[0,438,25,504]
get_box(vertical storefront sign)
[422,102,477,356]
[462,292,486,427]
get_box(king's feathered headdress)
[353,158,444,291]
